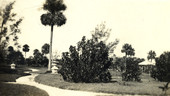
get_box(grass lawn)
[0,64,49,96]
[35,69,170,96]
[0,64,31,82]
[0,82,49,96]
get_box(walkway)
[13,68,145,96]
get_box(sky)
[1,0,170,60]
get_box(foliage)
[6,50,25,65]
[32,49,49,67]
[152,52,170,82]
[122,57,143,82]
[41,0,66,26]
[112,57,126,72]
[40,0,67,70]
[121,43,135,57]
[25,56,34,66]
[8,46,14,52]
[59,23,118,83]
[0,2,23,64]
[91,22,119,55]
[41,43,50,55]
[22,44,30,58]
[147,50,156,62]
[150,67,158,80]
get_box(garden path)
[14,68,144,96]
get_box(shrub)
[6,51,25,65]
[150,67,158,80]
[113,57,126,72]
[122,57,143,82]
[59,36,112,83]
[32,49,49,67]
[152,52,170,82]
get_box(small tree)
[153,52,170,82]
[113,57,125,72]
[121,43,135,72]
[7,50,25,65]
[122,57,144,82]
[147,50,156,62]
[33,49,49,67]
[22,44,30,58]
[41,43,50,56]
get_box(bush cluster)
[59,36,112,83]
[6,51,25,65]
[122,57,143,82]
[26,55,49,67]
[151,52,170,82]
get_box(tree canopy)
[147,50,156,62]
[23,44,30,58]
[121,43,135,57]
[41,43,50,55]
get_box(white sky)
[1,0,170,59]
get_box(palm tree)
[121,43,135,71]
[121,43,135,57]
[22,44,30,58]
[147,50,156,62]
[40,0,67,71]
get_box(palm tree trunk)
[48,24,54,71]
[25,52,26,58]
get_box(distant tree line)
[26,43,49,67]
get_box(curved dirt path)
[15,69,143,96]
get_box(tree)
[33,49,39,56]
[113,57,126,72]
[7,50,25,65]
[41,43,50,55]
[122,57,144,82]
[22,44,30,58]
[121,43,135,57]
[59,23,118,83]
[8,46,14,53]
[40,0,67,71]
[153,52,170,82]
[33,49,49,67]
[147,50,156,62]
[121,43,135,71]
[0,2,23,64]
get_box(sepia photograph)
[0,0,170,96]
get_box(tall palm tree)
[22,44,29,58]
[40,0,67,71]
[147,50,156,62]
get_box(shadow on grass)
[0,82,49,96]
[0,65,31,82]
